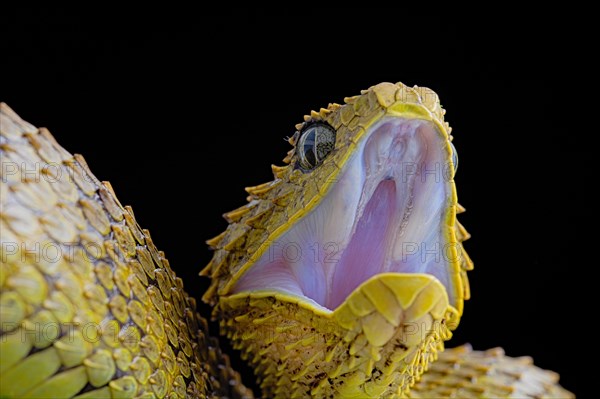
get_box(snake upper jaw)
[230,117,465,314]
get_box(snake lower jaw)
[216,273,459,398]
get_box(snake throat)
[232,118,457,311]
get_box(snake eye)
[297,123,336,170]
[450,141,458,172]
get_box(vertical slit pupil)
[302,130,317,167]
[297,124,336,170]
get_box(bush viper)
[0,83,573,398]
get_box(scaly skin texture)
[204,82,573,398]
[0,84,573,398]
[409,345,573,398]
[0,103,252,399]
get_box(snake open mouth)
[232,118,457,311]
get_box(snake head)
[202,82,472,398]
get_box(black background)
[2,9,577,396]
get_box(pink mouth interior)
[231,118,455,310]
[330,180,396,308]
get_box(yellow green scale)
[0,103,251,399]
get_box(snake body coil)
[0,103,251,398]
